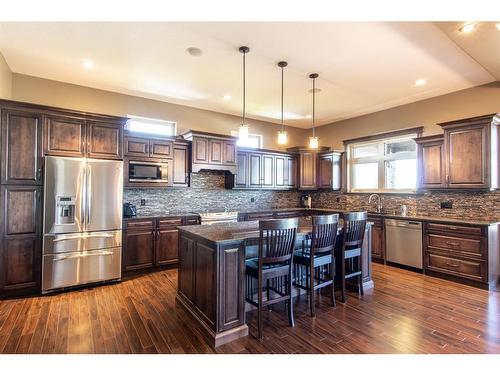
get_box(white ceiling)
[0,22,497,128]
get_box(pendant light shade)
[239,46,250,140]
[277,61,288,145]
[308,73,319,149]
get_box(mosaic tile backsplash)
[125,171,500,220]
[312,190,500,220]
[123,171,302,216]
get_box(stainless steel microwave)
[128,160,168,183]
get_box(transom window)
[126,115,176,136]
[347,134,418,193]
[230,131,263,149]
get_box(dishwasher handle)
[385,219,422,229]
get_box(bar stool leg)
[309,261,315,317]
[287,273,295,327]
[258,275,263,339]
[330,263,336,308]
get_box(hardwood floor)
[0,263,499,354]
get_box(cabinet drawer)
[427,234,485,258]
[426,222,483,236]
[125,219,154,230]
[426,252,486,282]
[183,216,200,225]
[158,218,183,228]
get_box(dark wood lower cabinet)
[368,215,385,262]
[123,215,200,272]
[0,238,41,296]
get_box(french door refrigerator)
[42,156,123,292]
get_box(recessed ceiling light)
[81,59,94,69]
[415,78,427,87]
[496,23,500,31]
[459,23,476,33]
[223,94,232,100]
[186,47,203,57]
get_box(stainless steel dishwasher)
[385,219,423,269]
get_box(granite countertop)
[123,211,199,220]
[178,217,372,245]
[239,207,500,226]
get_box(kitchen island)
[176,217,373,347]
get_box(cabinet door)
[172,145,189,187]
[275,156,286,188]
[87,121,123,160]
[1,186,42,238]
[418,140,445,189]
[234,152,249,188]
[44,114,86,157]
[123,230,155,271]
[150,140,172,159]
[248,153,262,188]
[299,151,317,189]
[0,237,41,295]
[178,236,195,300]
[156,228,179,265]
[1,108,43,185]
[124,137,149,157]
[318,155,333,188]
[261,154,274,188]
[209,140,223,164]
[371,225,384,260]
[445,125,488,188]
[193,138,209,163]
[223,141,236,165]
[286,157,297,188]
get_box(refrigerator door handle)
[53,233,114,242]
[87,163,92,226]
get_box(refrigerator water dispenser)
[56,196,76,225]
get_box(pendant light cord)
[242,50,246,125]
[281,65,284,130]
[312,76,316,138]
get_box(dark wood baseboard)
[424,269,491,291]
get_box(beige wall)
[316,81,500,150]
[10,73,305,151]
[0,53,12,99]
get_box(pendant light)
[277,61,288,145]
[308,73,319,149]
[238,46,250,140]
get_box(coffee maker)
[301,194,312,209]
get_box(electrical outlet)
[336,197,341,203]
[440,201,452,209]
[251,197,255,203]
[140,199,146,206]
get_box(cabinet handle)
[445,262,460,268]
[445,241,460,247]
[185,174,189,184]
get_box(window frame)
[125,115,177,137]
[346,132,420,194]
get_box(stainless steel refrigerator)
[42,156,123,292]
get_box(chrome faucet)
[368,194,383,213]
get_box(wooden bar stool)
[245,218,298,339]
[339,211,367,303]
[293,214,339,317]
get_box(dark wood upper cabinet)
[1,108,43,185]
[87,121,123,160]
[124,136,149,157]
[182,131,238,173]
[275,155,286,188]
[44,114,86,157]
[286,156,297,188]
[248,153,262,188]
[436,114,499,189]
[150,139,172,159]
[318,151,342,190]
[299,151,317,190]
[172,143,189,187]
[234,152,249,188]
[223,141,236,164]
[261,154,274,187]
[415,135,446,189]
